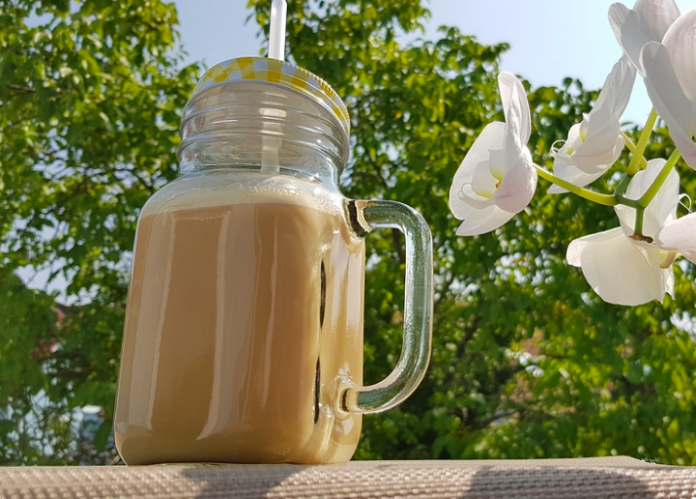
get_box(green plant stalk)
[614,176,639,208]
[632,206,650,242]
[615,194,639,208]
[637,148,681,209]
[626,148,681,241]
[620,131,648,169]
[535,165,617,206]
[627,109,657,175]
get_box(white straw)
[261,0,287,174]
[268,0,287,61]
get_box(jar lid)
[193,57,351,140]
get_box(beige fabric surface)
[2,457,696,498]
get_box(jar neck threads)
[177,81,348,186]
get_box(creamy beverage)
[114,197,365,464]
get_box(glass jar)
[114,57,433,465]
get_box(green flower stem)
[614,176,638,208]
[627,109,658,175]
[621,131,638,152]
[624,148,681,242]
[620,131,648,169]
[632,206,649,242]
[615,194,639,208]
[534,165,617,206]
[637,148,681,209]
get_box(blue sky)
[173,0,696,124]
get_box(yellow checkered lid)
[194,57,350,140]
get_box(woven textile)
[2,458,696,498]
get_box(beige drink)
[114,199,365,464]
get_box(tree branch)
[434,271,454,315]
[7,84,35,94]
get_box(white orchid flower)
[449,72,537,236]
[567,159,685,306]
[656,212,696,264]
[641,11,696,170]
[550,57,635,193]
[609,0,680,74]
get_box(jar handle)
[340,200,433,414]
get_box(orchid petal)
[609,0,679,73]
[567,227,673,305]
[662,10,696,103]
[488,148,506,181]
[560,124,583,156]
[582,117,621,152]
[641,41,696,168]
[614,159,678,238]
[548,155,611,193]
[471,162,498,198]
[458,162,499,210]
[551,124,585,171]
[449,123,505,218]
[458,183,496,210]
[455,204,516,236]
[656,212,696,264]
[609,3,651,72]
[591,57,636,126]
[567,227,622,266]
[629,235,674,267]
[573,120,624,173]
[612,207,674,266]
[641,42,691,132]
[550,124,613,192]
[669,123,696,169]
[661,10,696,169]
[493,149,537,213]
[499,72,531,146]
[634,0,681,42]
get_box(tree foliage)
[0,0,197,463]
[1,0,695,464]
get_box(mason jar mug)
[114,57,433,465]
